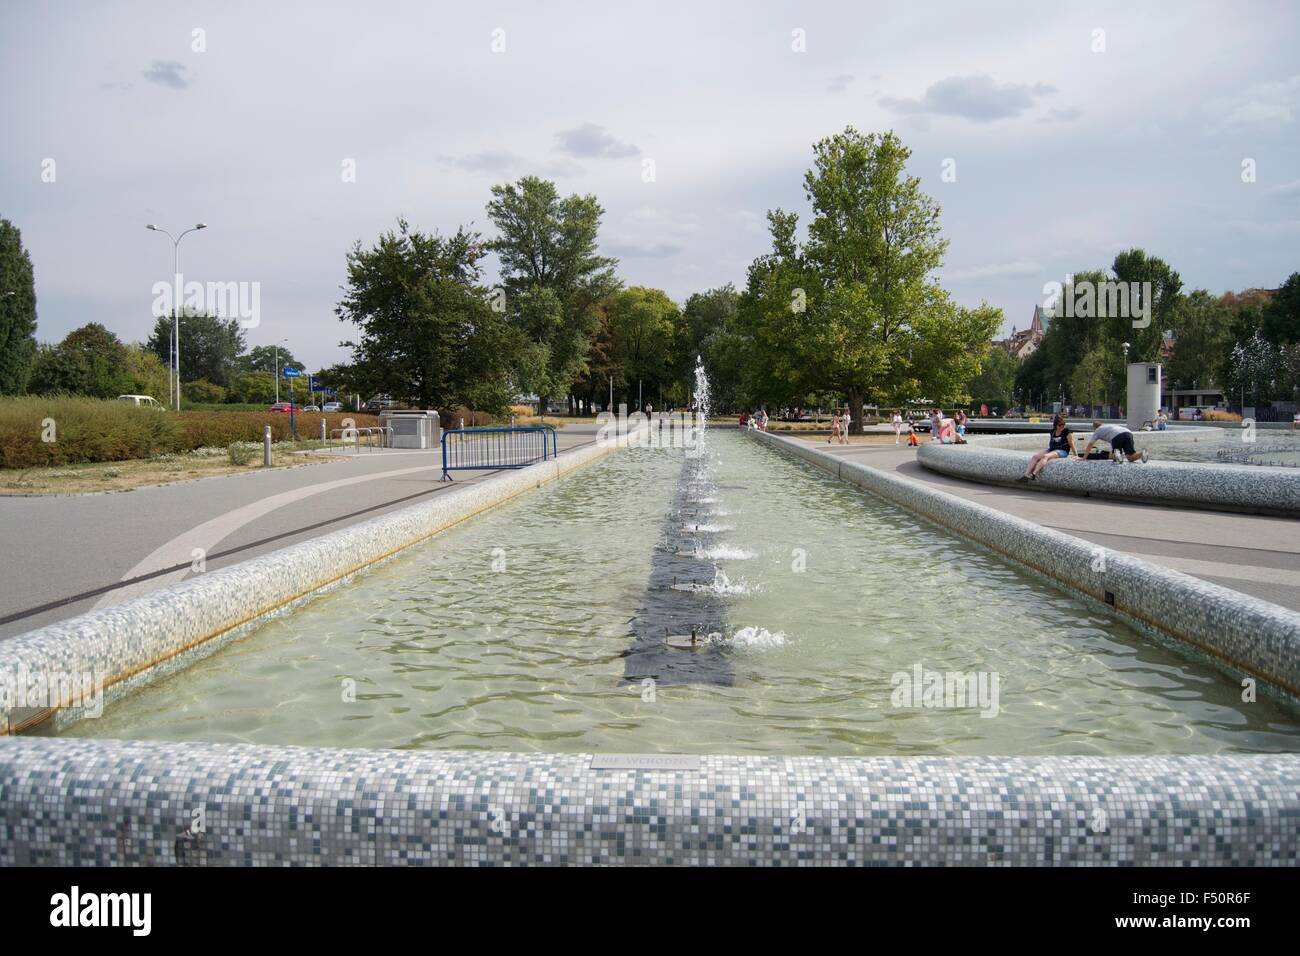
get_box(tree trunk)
[847,386,864,435]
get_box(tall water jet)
[690,354,711,458]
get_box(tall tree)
[965,345,1018,410]
[336,219,519,412]
[486,176,620,414]
[742,129,998,428]
[27,323,133,397]
[678,284,744,410]
[236,344,299,375]
[1167,290,1232,390]
[1261,271,1300,346]
[606,286,679,410]
[0,219,38,394]
[1108,248,1182,362]
[146,308,246,386]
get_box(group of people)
[1018,417,1149,482]
[887,408,969,446]
[740,409,769,431]
[827,409,853,444]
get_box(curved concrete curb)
[747,429,1300,704]
[0,440,616,734]
[916,431,1300,516]
[2,738,1296,866]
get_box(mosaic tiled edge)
[0,439,620,733]
[1,738,1295,866]
[917,431,1300,516]
[750,429,1300,705]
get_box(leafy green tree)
[146,308,246,386]
[1167,290,1232,391]
[606,286,679,410]
[737,210,819,410]
[678,284,744,411]
[184,379,227,404]
[570,302,621,412]
[121,343,170,400]
[236,344,299,375]
[487,176,620,414]
[336,219,519,413]
[1261,271,1300,346]
[227,372,278,405]
[1224,330,1283,405]
[0,219,38,394]
[965,345,1018,410]
[741,129,999,428]
[1108,248,1182,362]
[27,323,134,397]
[1070,346,1119,412]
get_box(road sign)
[282,367,302,378]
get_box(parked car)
[269,402,294,413]
[302,405,320,412]
[117,394,164,409]
[322,401,343,412]
[363,396,398,414]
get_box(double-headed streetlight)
[146,222,207,410]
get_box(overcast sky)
[2,0,1298,371]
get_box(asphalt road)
[0,423,600,639]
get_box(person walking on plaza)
[829,412,841,443]
[1017,414,1076,481]
[892,408,904,444]
[839,407,850,444]
[1080,421,1149,463]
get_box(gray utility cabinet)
[380,409,441,449]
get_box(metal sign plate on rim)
[589,754,702,771]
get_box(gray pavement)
[0,423,599,638]
[794,434,1300,612]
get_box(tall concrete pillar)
[1126,362,1162,430]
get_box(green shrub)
[184,379,227,404]
[227,441,255,465]
[0,399,378,468]
[0,395,178,468]
[175,411,377,449]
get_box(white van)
[117,395,165,409]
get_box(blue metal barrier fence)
[440,425,558,481]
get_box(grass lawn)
[0,444,345,495]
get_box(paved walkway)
[0,424,599,639]
[793,434,1300,612]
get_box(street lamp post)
[274,338,288,403]
[146,223,207,411]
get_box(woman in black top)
[1018,414,1076,482]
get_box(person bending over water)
[1080,421,1148,463]
[1018,414,1075,481]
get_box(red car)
[269,402,294,413]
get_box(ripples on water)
[61,431,1300,755]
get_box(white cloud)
[880,74,1055,122]
[141,60,189,89]
[555,123,639,159]
[1205,74,1300,130]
